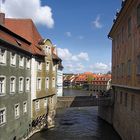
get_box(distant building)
[63,72,111,93]
[108,0,140,139]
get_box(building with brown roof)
[108,0,140,139]
[0,13,32,140]
[0,12,61,139]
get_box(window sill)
[15,116,20,119]
[0,93,6,97]
[0,122,6,127]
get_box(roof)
[108,0,133,38]
[0,24,32,55]
[4,18,44,56]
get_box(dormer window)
[10,52,16,66]
[19,56,24,68]
[0,48,6,65]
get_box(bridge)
[57,96,113,108]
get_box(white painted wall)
[31,57,37,118]
[57,69,63,96]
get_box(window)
[46,61,50,71]
[23,102,27,113]
[44,98,48,107]
[10,77,16,93]
[46,77,49,89]
[37,62,42,70]
[26,58,30,69]
[52,77,55,88]
[45,46,49,54]
[19,77,24,92]
[0,76,6,95]
[121,63,124,77]
[19,56,24,67]
[35,100,39,111]
[137,4,140,26]
[0,48,6,65]
[127,60,131,76]
[137,55,140,74]
[128,17,131,36]
[0,108,6,125]
[14,104,20,119]
[26,78,30,92]
[10,52,16,66]
[124,93,128,107]
[48,46,51,55]
[37,78,41,90]
[122,27,124,43]
[120,92,122,104]
[131,95,135,111]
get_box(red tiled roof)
[0,24,32,54]
[5,18,44,56]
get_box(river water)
[30,89,121,140]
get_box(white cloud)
[57,48,72,61]
[65,32,72,37]
[75,63,85,72]
[77,52,89,61]
[2,0,54,28]
[57,48,89,62]
[92,15,102,29]
[89,62,111,73]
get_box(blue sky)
[2,0,122,73]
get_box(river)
[30,89,121,140]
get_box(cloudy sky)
[1,0,121,74]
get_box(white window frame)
[37,61,42,71]
[52,77,55,88]
[14,104,20,119]
[0,48,7,65]
[26,58,30,69]
[19,77,24,93]
[0,76,6,96]
[46,61,50,71]
[46,77,49,89]
[35,100,40,111]
[44,98,48,107]
[0,107,6,125]
[19,55,24,68]
[10,76,16,93]
[26,78,30,92]
[10,52,16,66]
[37,78,41,91]
[23,101,27,114]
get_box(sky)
[1,0,122,74]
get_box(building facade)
[0,16,32,140]
[0,13,61,139]
[108,0,140,139]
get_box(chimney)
[0,12,5,25]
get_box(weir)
[57,96,113,108]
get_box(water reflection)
[63,89,92,96]
[30,107,121,140]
